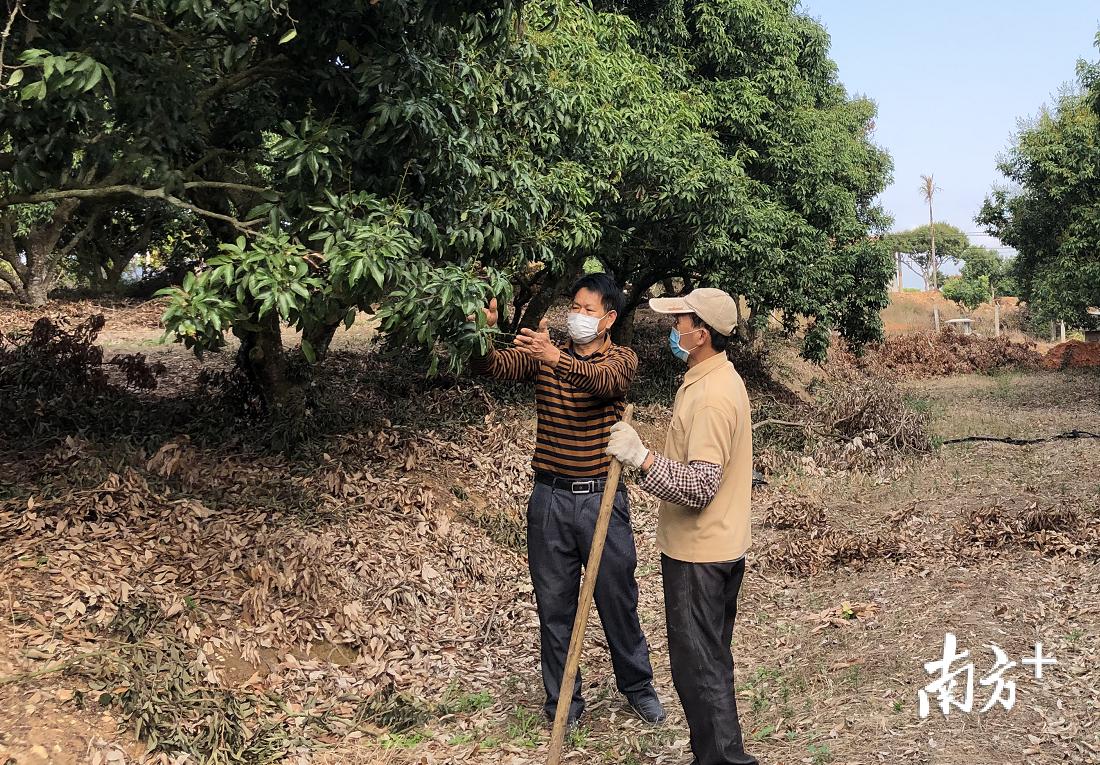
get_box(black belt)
[534,471,625,495]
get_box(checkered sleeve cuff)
[639,453,722,510]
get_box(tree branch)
[183,149,229,176]
[154,189,263,233]
[0,1,24,85]
[182,181,267,194]
[0,259,20,292]
[196,57,289,106]
[52,210,100,268]
[753,418,812,431]
[129,11,195,46]
[0,184,264,233]
[0,211,24,279]
[0,180,267,206]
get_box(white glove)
[606,422,650,470]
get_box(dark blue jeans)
[663,554,758,765]
[526,481,657,720]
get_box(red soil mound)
[1042,340,1100,370]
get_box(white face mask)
[567,311,609,344]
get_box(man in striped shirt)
[471,273,664,729]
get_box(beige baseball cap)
[649,287,737,336]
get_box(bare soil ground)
[1,300,1098,765]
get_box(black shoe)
[626,694,666,724]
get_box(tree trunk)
[611,306,637,346]
[235,312,306,423]
[21,275,52,307]
[2,200,81,307]
[928,195,938,290]
[303,320,340,363]
[613,273,664,346]
[103,244,135,291]
[508,283,556,334]
[505,265,580,334]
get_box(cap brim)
[648,297,693,314]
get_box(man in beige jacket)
[606,288,757,765]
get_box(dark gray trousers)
[526,482,656,720]
[663,554,758,765]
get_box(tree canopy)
[977,33,1100,323]
[941,246,1014,311]
[887,223,970,291]
[3,0,896,416]
[589,0,896,356]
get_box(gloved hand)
[606,422,650,470]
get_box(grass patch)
[505,707,543,747]
[439,685,494,715]
[381,730,430,749]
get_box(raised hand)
[468,297,499,328]
[514,318,560,365]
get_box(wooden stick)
[546,404,634,765]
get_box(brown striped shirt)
[471,336,638,479]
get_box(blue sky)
[799,0,1100,268]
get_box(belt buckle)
[571,480,595,494]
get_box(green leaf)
[279,28,298,44]
[82,65,102,92]
[369,261,385,288]
[301,337,316,363]
[6,69,23,87]
[20,80,46,100]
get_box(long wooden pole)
[546,404,634,765]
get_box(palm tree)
[919,174,939,289]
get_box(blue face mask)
[669,327,703,362]
[669,329,689,362]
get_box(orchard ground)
[1,297,1098,765]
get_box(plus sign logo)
[918,634,1058,718]
[1022,642,1057,680]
